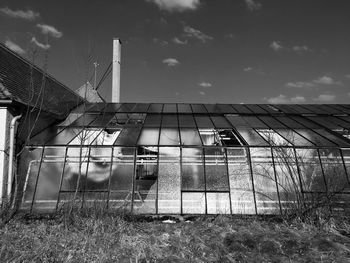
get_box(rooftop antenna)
[112,38,121,103]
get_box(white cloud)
[313,75,341,85]
[183,26,213,43]
[286,75,342,89]
[0,7,39,20]
[198,82,212,88]
[266,94,290,104]
[146,0,200,12]
[5,39,25,55]
[292,45,310,52]
[153,38,168,46]
[31,37,50,50]
[266,94,306,104]
[172,37,187,45]
[290,96,306,103]
[243,67,253,72]
[270,41,283,51]
[286,81,314,88]
[345,74,350,79]
[199,91,205,95]
[162,58,180,67]
[313,94,336,102]
[245,0,262,11]
[37,24,63,38]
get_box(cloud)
[266,94,306,104]
[0,7,39,20]
[153,38,169,46]
[290,96,306,103]
[270,41,283,51]
[313,76,341,85]
[286,75,342,89]
[37,24,63,38]
[183,26,213,43]
[286,81,315,88]
[198,82,212,88]
[172,37,187,45]
[313,94,336,102]
[5,40,25,55]
[345,74,350,79]
[199,91,205,95]
[292,45,310,53]
[162,58,180,67]
[266,94,290,104]
[146,0,200,12]
[244,0,262,11]
[243,67,253,72]
[31,37,50,50]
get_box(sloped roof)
[75,82,104,103]
[0,42,85,118]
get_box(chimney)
[112,38,121,103]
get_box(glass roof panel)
[195,115,214,128]
[290,116,321,129]
[244,105,268,114]
[236,127,269,146]
[85,103,109,112]
[177,104,192,113]
[314,129,350,147]
[117,103,136,112]
[210,116,232,128]
[296,129,336,147]
[162,114,178,128]
[292,105,315,114]
[132,103,150,112]
[258,104,282,114]
[178,115,196,128]
[69,114,99,127]
[225,115,248,127]
[191,104,207,113]
[242,116,268,128]
[306,117,341,129]
[337,117,350,128]
[163,104,177,113]
[274,129,314,146]
[217,104,237,114]
[103,103,122,112]
[114,127,141,146]
[258,116,286,129]
[148,103,163,113]
[89,114,115,127]
[231,104,252,114]
[273,105,299,114]
[204,104,221,114]
[144,114,161,127]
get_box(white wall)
[0,107,10,203]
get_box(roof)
[0,42,85,118]
[75,82,104,103]
[29,103,350,148]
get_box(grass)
[1,212,350,262]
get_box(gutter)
[7,114,21,197]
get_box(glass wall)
[21,103,350,215]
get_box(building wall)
[0,107,11,202]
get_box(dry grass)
[1,212,350,262]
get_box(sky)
[0,0,350,104]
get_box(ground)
[1,213,350,262]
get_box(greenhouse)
[20,103,350,215]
